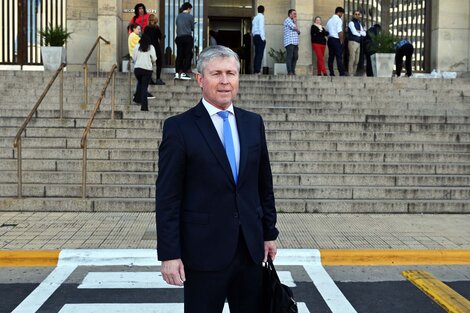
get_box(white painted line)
[278,271,296,287]
[58,303,183,313]
[12,265,77,313]
[12,249,348,313]
[58,249,159,266]
[78,272,182,289]
[78,271,295,289]
[303,249,357,313]
[275,249,321,265]
[58,302,310,313]
[274,249,357,313]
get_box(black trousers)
[175,35,194,73]
[327,37,346,76]
[134,68,152,110]
[253,35,266,73]
[183,232,263,313]
[153,43,163,80]
[395,43,414,77]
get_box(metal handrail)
[81,64,117,198]
[82,36,111,107]
[128,57,132,105]
[13,63,66,198]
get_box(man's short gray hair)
[196,45,240,76]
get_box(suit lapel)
[193,101,236,184]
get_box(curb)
[1,249,470,267]
[320,249,470,265]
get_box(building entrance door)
[160,0,254,70]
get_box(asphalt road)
[1,264,469,313]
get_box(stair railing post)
[17,138,22,198]
[59,67,64,119]
[83,64,88,107]
[82,142,87,199]
[97,41,101,78]
[128,58,132,105]
[111,69,116,120]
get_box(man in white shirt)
[326,6,346,76]
[252,5,266,74]
[347,10,366,76]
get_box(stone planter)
[273,63,287,75]
[122,60,134,72]
[371,53,395,77]
[41,47,66,71]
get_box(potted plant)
[369,31,397,77]
[122,54,132,73]
[39,24,72,71]
[268,48,287,75]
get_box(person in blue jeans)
[326,7,346,76]
[252,5,266,74]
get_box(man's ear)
[196,72,204,88]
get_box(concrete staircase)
[1,70,470,213]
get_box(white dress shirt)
[252,13,265,41]
[348,21,366,37]
[326,14,343,38]
[202,98,240,173]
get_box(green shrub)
[370,31,397,53]
[268,48,286,63]
[39,24,72,46]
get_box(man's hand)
[264,240,277,262]
[161,259,186,286]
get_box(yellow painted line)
[320,250,470,266]
[0,250,60,266]
[402,270,470,313]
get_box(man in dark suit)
[156,45,279,313]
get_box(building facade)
[2,0,469,75]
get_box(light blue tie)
[217,111,238,183]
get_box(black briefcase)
[262,258,298,313]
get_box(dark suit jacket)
[156,101,279,271]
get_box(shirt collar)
[202,98,235,116]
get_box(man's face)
[290,10,297,19]
[196,57,239,110]
[354,11,362,19]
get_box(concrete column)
[431,0,470,73]
[97,0,122,72]
[66,0,98,71]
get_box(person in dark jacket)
[144,14,165,85]
[364,24,381,77]
[174,2,194,80]
[310,16,329,76]
[395,39,414,77]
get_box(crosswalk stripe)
[78,271,296,289]
[402,270,470,313]
[12,265,77,313]
[12,249,349,313]
[58,302,311,313]
[278,249,357,313]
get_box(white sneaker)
[174,73,180,80]
[180,73,191,80]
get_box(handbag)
[262,258,298,313]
